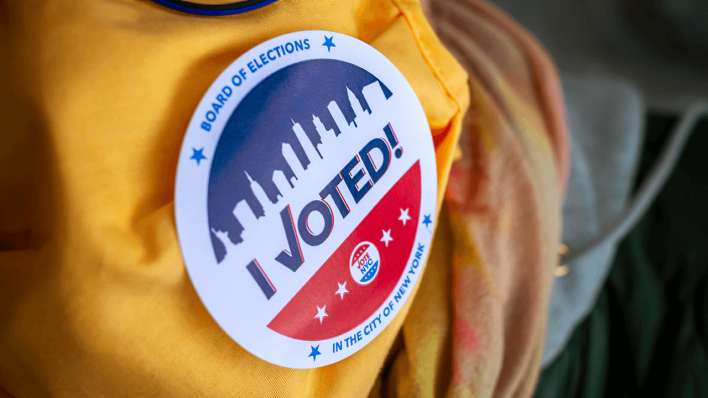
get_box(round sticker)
[349,242,380,285]
[175,31,437,368]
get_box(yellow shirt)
[0,0,569,396]
[0,0,468,396]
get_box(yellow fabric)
[0,0,469,396]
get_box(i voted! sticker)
[175,31,437,368]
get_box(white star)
[314,305,328,324]
[335,282,348,300]
[398,208,411,226]
[381,229,393,247]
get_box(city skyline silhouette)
[207,60,393,263]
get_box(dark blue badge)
[151,0,278,16]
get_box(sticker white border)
[175,30,437,368]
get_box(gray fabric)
[489,0,708,112]
[542,75,644,367]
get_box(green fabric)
[534,115,708,397]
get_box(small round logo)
[349,242,380,285]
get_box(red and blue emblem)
[175,31,437,368]
[350,242,380,285]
